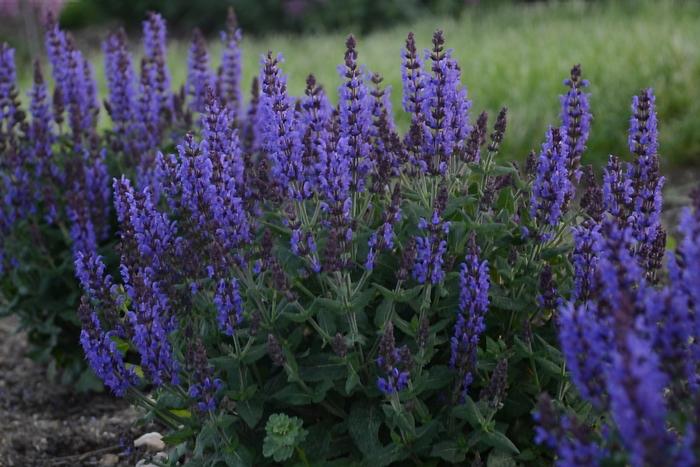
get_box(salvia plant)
[1,8,699,467]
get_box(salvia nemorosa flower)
[401,32,425,118]
[558,300,609,409]
[602,154,633,225]
[200,89,245,193]
[243,76,260,152]
[259,52,305,199]
[537,264,559,310]
[142,11,172,121]
[417,316,430,349]
[62,40,99,146]
[480,358,508,409]
[113,176,177,275]
[559,64,591,187]
[413,182,450,284]
[534,394,606,467]
[186,29,213,113]
[214,277,243,336]
[28,60,58,222]
[369,73,402,192]
[267,334,286,367]
[187,339,222,412]
[401,32,426,171]
[667,194,700,389]
[366,184,402,270]
[643,285,694,393]
[0,43,33,244]
[579,165,603,222]
[376,322,411,395]
[594,220,645,313]
[122,265,179,386]
[75,251,113,306]
[397,237,417,282]
[44,13,69,124]
[299,74,332,191]
[103,29,136,148]
[450,234,489,401]
[570,219,601,303]
[338,35,373,191]
[463,110,488,163]
[331,333,348,358]
[606,327,675,467]
[530,127,571,230]
[216,7,242,123]
[66,189,98,257]
[421,30,471,175]
[78,296,138,396]
[158,114,250,269]
[627,89,665,277]
[487,107,508,155]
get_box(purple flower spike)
[376,322,412,395]
[530,127,571,229]
[450,235,489,401]
[217,8,243,123]
[186,29,213,113]
[559,64,592,187]
[103,29,136,146]
[337,35,373,192]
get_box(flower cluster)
[376,322,412,395]
[6,10,700,466]
[450,235,490,401]
[542,89,700,466]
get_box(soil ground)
[0,316,142,466]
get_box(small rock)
[134,432,165,451]
[100,453,120,466]
[136,452,168,467]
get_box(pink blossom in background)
[0,0,66,18]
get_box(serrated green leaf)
[452,395,486,428]
[487,450,517,467]
[430,441,466,463]
[481,431,520,455]
[348,401,383,459]
[237,394,264,428]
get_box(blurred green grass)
[18,0,700,167]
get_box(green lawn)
[18,0,700,167]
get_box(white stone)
[99,453,120,466]
[134,431,165,451]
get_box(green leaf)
[430,441,466,463]
[345,368,360,394]
[194,421,219,458]
[169,408,192,418]
[452,395,486,428]
[373,284,423,303]
[350,287,376,312]
[237,393,264,428]
[348,401,383,459]
[490,294,527,312]
[535,356,562,377]
[272,384,313,405]
[240,343,267,365]
[487,450,517,467]
[374,297,393,328]
[162,426,195,445]
[298,356,346,382]
[481,430,520,455]
[317,307,337,336]
[414,365,453,393]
